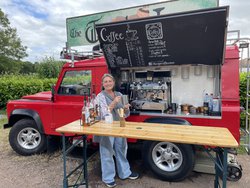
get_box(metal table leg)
[83,135,88,188]
[62,134,68,188]
[222,148,228,188]
[205,147,228,188]
[214,151,219,188]
[61,134,88,188]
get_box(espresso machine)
[121,70,171,113]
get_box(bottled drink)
[91,93,96,107]
[204,93,209,103]
[203,102,209,115]
[105,107,113,124]
[94,96,101,120]
[212,97,220,112]
[91,93,98,118]
[95,103,100,118]
[81,106,86,126]
[81,97,88,126]
[209,93,213,112]
[85,97,91,126]
[88,96,95,123]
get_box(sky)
[0,0,249,63]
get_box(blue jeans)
[99,136,131,183]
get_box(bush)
[0,74,56,107]
[240,72,247,107]
[35,57,64,78]
[239,72,250,128]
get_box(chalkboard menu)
[95,6,228,68]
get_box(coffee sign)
[96,7,228,68]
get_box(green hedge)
[240,72,247,107]
[240,72,248,128]
[0,74,56,107]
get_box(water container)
[204,93,209,103]
[209,93,213,112]
[212,98,220,112]
[85,107,90,125]
[105,108,113,124]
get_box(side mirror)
[51,85,55,102]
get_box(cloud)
[220,0,250,37]
[0,0,249,62]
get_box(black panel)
[153,71,171,77]
[96,6,228,68]
[144,117,191,125]
[135,72,147,78]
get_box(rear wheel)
[143,141,195,181]
[9,119,47,156]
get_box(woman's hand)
[124,104,131,110]
[114,96,121,104]
[109,96,121,111]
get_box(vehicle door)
[52,68,92,130]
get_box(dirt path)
[1,127,250,188]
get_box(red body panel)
[6,47,240,143]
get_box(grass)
[0,107,7,129]
[0,116,9,153]
[238,138,249,155]
[0,108,6,114]
[0,116,7,129]
[237,145,247,154]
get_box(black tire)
[227,164,242,181]
[9,119,47,156]
[143,141,195,181]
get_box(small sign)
[239,43,249,49]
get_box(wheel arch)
[9,109,44,134]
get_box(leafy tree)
[0,56,35,74]
[0,8,27,60]
[19,61,36,74]
[36,57,65,78]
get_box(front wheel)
[9,119,47,156]
[143,141,195,181]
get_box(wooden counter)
[56,120,238,148]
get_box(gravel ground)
[1,126,250,188]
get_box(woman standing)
[94,73,139,188]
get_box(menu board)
[95,7,228,68]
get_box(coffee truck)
[5,1,243,182]
[93,6,242,181]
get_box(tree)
[36,57,65,78]
[0,8,27,60]
[19,61,36,74]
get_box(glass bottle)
[85,97,91,126]
[81,97,87,126]
[209,93,213,112]
[105,107,113,124]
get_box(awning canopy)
[96,6,228,68]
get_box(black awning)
[96,6,228,68]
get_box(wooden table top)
[56,120,238,148]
